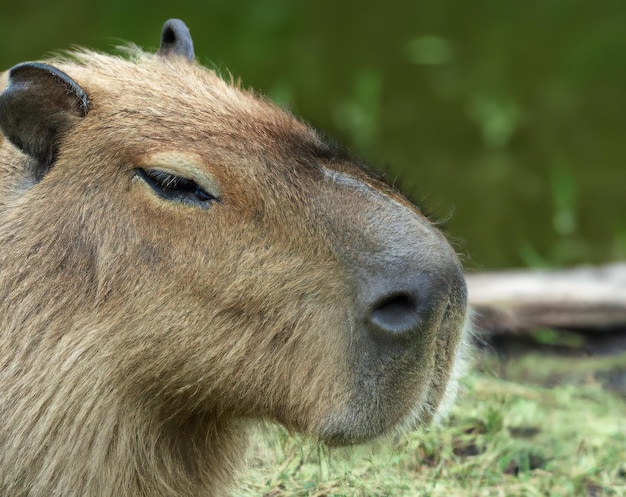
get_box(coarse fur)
[0,22,470,497]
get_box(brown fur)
[0,41,470,496]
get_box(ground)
[238,332,626,497]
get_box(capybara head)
[0,19,470,497]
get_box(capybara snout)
[300,165,469,445]
[0,19,470,497]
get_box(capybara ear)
[0,62,89,168]
[157,19,194,61]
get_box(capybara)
[0,19,470,497]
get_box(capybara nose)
[363,269,442,343]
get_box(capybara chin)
[0,18,470,497]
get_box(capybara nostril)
[369,291,422,338]
[359,265,438,344]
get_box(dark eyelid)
[135,168,219,208]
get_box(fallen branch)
[465,263,626,333]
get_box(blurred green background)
[1,0,624,270]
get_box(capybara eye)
[135,168,219,208]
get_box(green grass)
[237,352,626,496]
